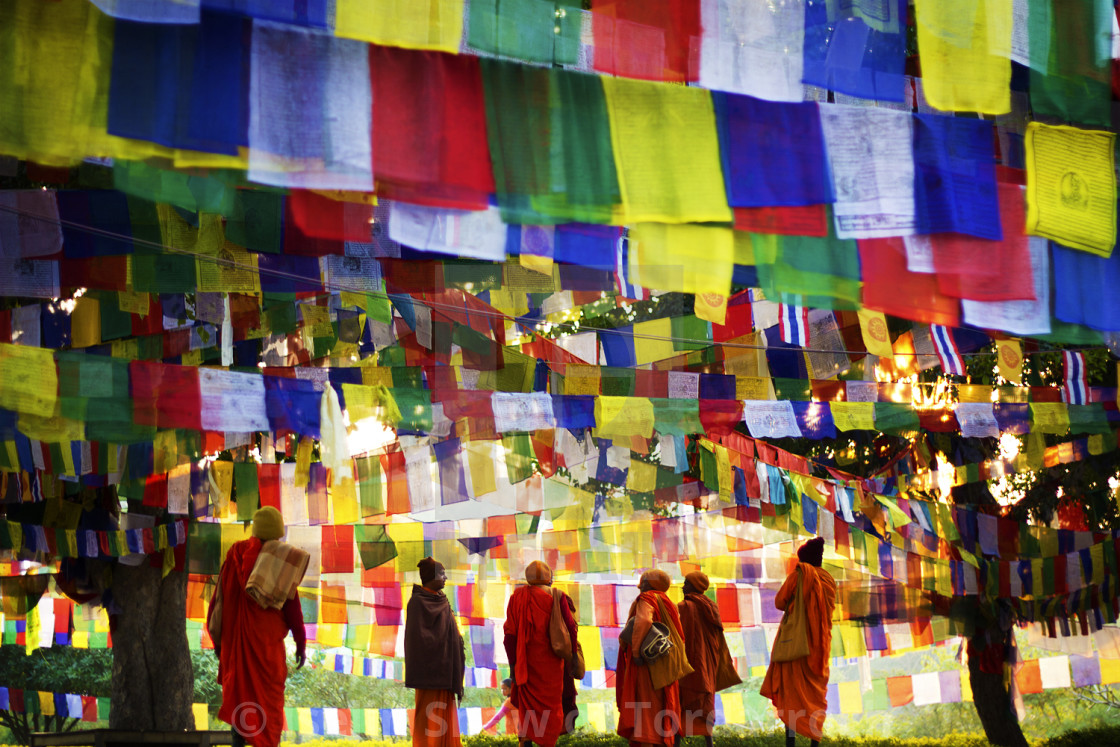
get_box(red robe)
[677,593,724,736]
[616,590,683,747]
[760,563,837,740]
[503,585,575,747]
[212,538,293,747]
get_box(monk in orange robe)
[761,538,837,747]
[503,560,578,747]
[208,507,307,747]
[677,571,729,747]
[616,570,684,747]
[405,557,465,747]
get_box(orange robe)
[413,688,460,747]
[503,585,566,747]
[760,563,837,740]
[616,590,683,747]
[677,593,724,736]
[214,538,291,747]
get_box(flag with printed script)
[930,324,965,376]
[997,339,1022,384]
[778,304,809,346]
[1062,350,1088,405]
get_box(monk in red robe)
[503,560,578,747]
[761,537,837,747]
[617,570,684,747]
[208,507,307,747]
[677,571,730,747]
[405,557,465,747]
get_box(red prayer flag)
[733,205,829,237]
[369,45,495,210]
[591,0,702,83]
[858,237,961,327]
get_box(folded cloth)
[246,540,310,610]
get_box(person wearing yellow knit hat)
[207,507,308,747]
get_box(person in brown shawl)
[761,537,836,747]
[405,557,465,747]
[676,571,732,747]
[503,560,578,747]
[616,569,685,747]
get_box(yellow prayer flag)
[466,441,497,496]
[720,692,745,724]
[630,223,735,297]
[1025,122,1117,256]
[857,309,893,358]
[829,401,875,431]
[736,376,773,400]
[0,343,58,418]
[914,0,1011,115]
[1101,657,1120,685]
[997,339,1023,384]
[25,603,39,655]
[694,292,728,325]
[838,681,863,714]
[192,703,210,730]
[633,317,678,364]
[335,0,464,53]
[209,461,234,518]
[626,459,657,493]
[602,78,732,223]
[70,296,101,348]
[295,436,314,488]
[595,397,655,439]
[332,478,360,525]
[1030,403,1070,435]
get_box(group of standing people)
[209,521,835,747]
[401,539,834,747]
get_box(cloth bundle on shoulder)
[246,539,311,610]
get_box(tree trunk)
[109,560,194,731]
[968,637,1029,747]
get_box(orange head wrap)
[640,569,672,592]
[684,571,710,593]
[526,560,553,586]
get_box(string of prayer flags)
[913,0,1011,115]
[1024,122,1116,257]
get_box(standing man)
[405,557,465,747]
[208,506,308,747]
[677,571,735,747]
[504,560,577,747]
[761,537,837,747]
